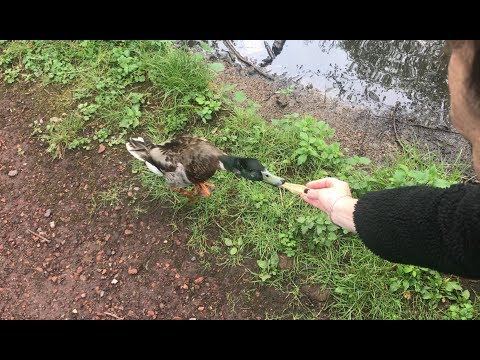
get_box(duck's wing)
[126,137,177,174]
[171,136,225,184]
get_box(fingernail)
[304,188,309,194]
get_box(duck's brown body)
[126,136,225,198]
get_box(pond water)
[213,40,450,128]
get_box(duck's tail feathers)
[126,136,150,162]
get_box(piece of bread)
[280,182,307,195]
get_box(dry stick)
[223,40,274,80]
[103,312,124,320]
[391,105,406,151]
[27,229,51,243]
[373,114,460,135]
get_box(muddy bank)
[211,50,472,173]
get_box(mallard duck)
[126,135,285,200]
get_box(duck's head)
[219,156,285,187]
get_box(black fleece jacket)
[353,183,480,279]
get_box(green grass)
[1,40,478,319]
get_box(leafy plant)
[257,253,279,281]
[224,237,244,256]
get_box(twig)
[223,40,274,80]
[373,114,460,134]
[103,312,125,320]
[27,229,51,243]
[403,121,460,135]
[391,105,406,150]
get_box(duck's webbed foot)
[170,186,197,202]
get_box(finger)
[305,189,322,200]
[301,194,327,212]
[306,177,338,189]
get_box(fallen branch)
[260,41,275,67]
[272,40,286,56]
[264,41,275,60]
[223,40,274,80]
[27,229,51,243]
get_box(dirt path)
[0,82,303,320]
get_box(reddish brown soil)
[0,82,321,320]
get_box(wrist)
[330,196,358,233]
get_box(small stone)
[133,187,140,191]
[8,170,18,177]
[80,293,86,298]
[181,284,188,289]
[189,318,196,320]
[111,278,118,285]
[44,209,52,218]
[128,267,138,275]
[147,310,155,317]
[127,191,133,197]
[35,267,43,272]
[100,290,105,297]
[198,306,205,311]
[72,309,78,314]
[124,229,133,236]
[49,221,55,229]
[79,275,87,281]
[276,94,288,108]
[194,276,204,284]
[159,303,165,309]
[106,249,112,256]
[191,256,196,262]
[98,144,106,154]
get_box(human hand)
[301,177,357,232]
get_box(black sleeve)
[353,183,480,279]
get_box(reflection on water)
[214,40,450,127]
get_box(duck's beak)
[261,170,286,187]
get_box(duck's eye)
[265,174,269,177]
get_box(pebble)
[128,267,138,275]
[98,144,106,154]
[44,209,52,218]
[111,278,118,285]
[72,309,78,314]
[8,170,18,177]
[124,229,133,236]
[194,277,204,284]
[49,221,55,229]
